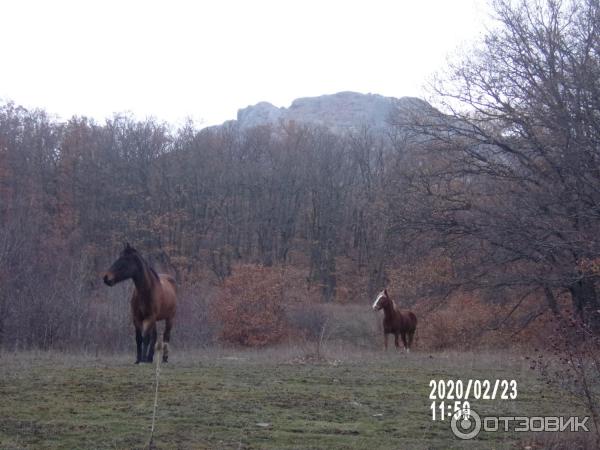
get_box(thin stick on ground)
[148,336,163,449]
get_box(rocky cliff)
[230,91,431,132]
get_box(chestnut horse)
[372,289,417,352]
[103,244,177,363]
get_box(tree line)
[1,0,599,350]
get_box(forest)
[1,0,599,355]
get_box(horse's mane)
[384,292,397,312]
[126,247,160,283]
[390,297,397,310]
[140,255,160,282]
[149,266,159,280]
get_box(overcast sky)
[0,0,490,127]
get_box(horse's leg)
[384,333,389,351]
[147,326,158,363]
[162,318,173,363]
[407,331,414,352]
[394,333,400,350]
[141,318,156,363]
[401,332,409,353]
[135,326,143,364]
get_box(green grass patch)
[0,348,588,449]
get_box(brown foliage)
[529,315,600,441]
[212,264,288,347]
[579,258,600,277]
[414,292,556,351]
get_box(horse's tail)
[408,311,418,348]
[413,317,419,345]
[408,311,417,333]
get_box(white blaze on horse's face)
[372,291,386,310]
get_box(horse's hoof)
[162,356,168,363]
[135,360,140,364]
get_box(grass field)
[0,346,590,449]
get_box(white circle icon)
[451,408,481,440]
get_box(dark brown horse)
[103,244,177,363]
[372,289,417,352]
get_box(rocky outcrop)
[232,91,431,132]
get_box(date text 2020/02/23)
[429,379,518,421]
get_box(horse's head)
[103,243,139,286]
[372,289,390,311]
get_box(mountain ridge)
[220,91,431,132]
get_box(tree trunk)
[569,278,600,333]
[543,286,560,315]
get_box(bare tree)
[394,0,600,328]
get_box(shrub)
[212,264,287,346]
